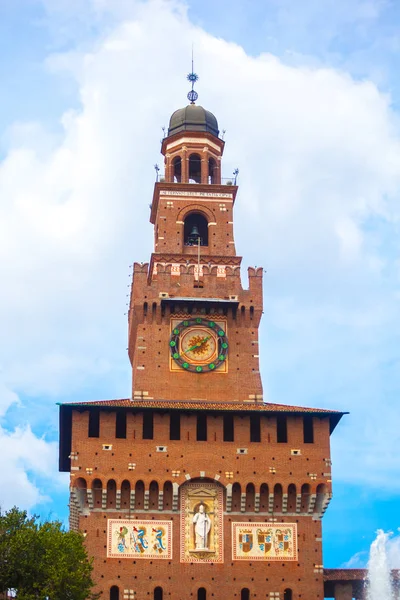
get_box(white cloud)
[0,422,64,511]
[1,0,400,510]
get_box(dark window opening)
[223,414,234,442]
[184,212,208,246]
[110,586,119,600]
[277,416,287,443]
[232,483,241,510]
[170,412,181,440]
[208,158,217,184]
[198,588,206,600]
[303,416,314,443]
[154,587,163,600]
[250,414,261,442]
[142,412,154,440]
[189,153,201,183]
[241,589,250,600]
[196,414,207,441]
[115,411,126,439]
[283,589,292,600]
[88,410,100,438]
[173,156,181,183]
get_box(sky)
[0,0,400,571]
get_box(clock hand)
[186,336,211,353]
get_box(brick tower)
[59,75,345,600]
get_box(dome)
[168,104,219,137]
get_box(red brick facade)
[59,102,346,600]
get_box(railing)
[155,173,237,185]
[153,165,239,185]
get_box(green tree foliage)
[0,507,100,600]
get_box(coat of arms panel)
[232,522,297,561]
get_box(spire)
[186,47,199,104]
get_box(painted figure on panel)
[131,526,148,553]
[193,502,211,549]
[152,527,166,553]
[116,526,129,552]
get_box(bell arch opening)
[189,153,201,183]
[283,589,293,600]
[173,156,182,183]
[184,213,208,246]
[208,157,217,184]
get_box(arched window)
[287,483,297,512]
[274,483,283,512]
[189,153,202,183]
[121,480,130,508]
[184,213,208,246]
[231,483,241,511]
[315,483,327,513]
[197,588,206,600]
[149,480,159,509]
[208,157,217,184]
[301,483,311,512]
[241,588,250,600]
[154,587,163,600]
[110,586,119,600]
[245,483,255,511]
[283,589,293,600]
[92,478,102,507]
[163,481,173,510]
[75,477,88,508]
[135,480,145,509]
[260,483,269,512]
[173,156,181,183]
[106,479,117,508]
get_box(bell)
[187,224,202,246]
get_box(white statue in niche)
[192,502,211,550]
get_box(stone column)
[201,148,209,184]
[182,147,188,183]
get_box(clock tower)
[59,73,347,600]
[128,98,263,403]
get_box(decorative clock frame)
[169,317,229,373]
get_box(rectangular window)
[115,411,127,439]
[223,414,234,442]
[88,409,100,438]
[142,412,154,440]
[303,416,314,443]
[277,416,288,443]
[196,414,207,441]
[250,414,261,442]
[170,412,181,440]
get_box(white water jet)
[367,529,394,600]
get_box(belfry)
[59,72,351,599]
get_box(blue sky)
[1,0,400,571]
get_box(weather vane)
[187,47,199,104]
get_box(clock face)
[169,318,229,373]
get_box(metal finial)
[187,46,199,104]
